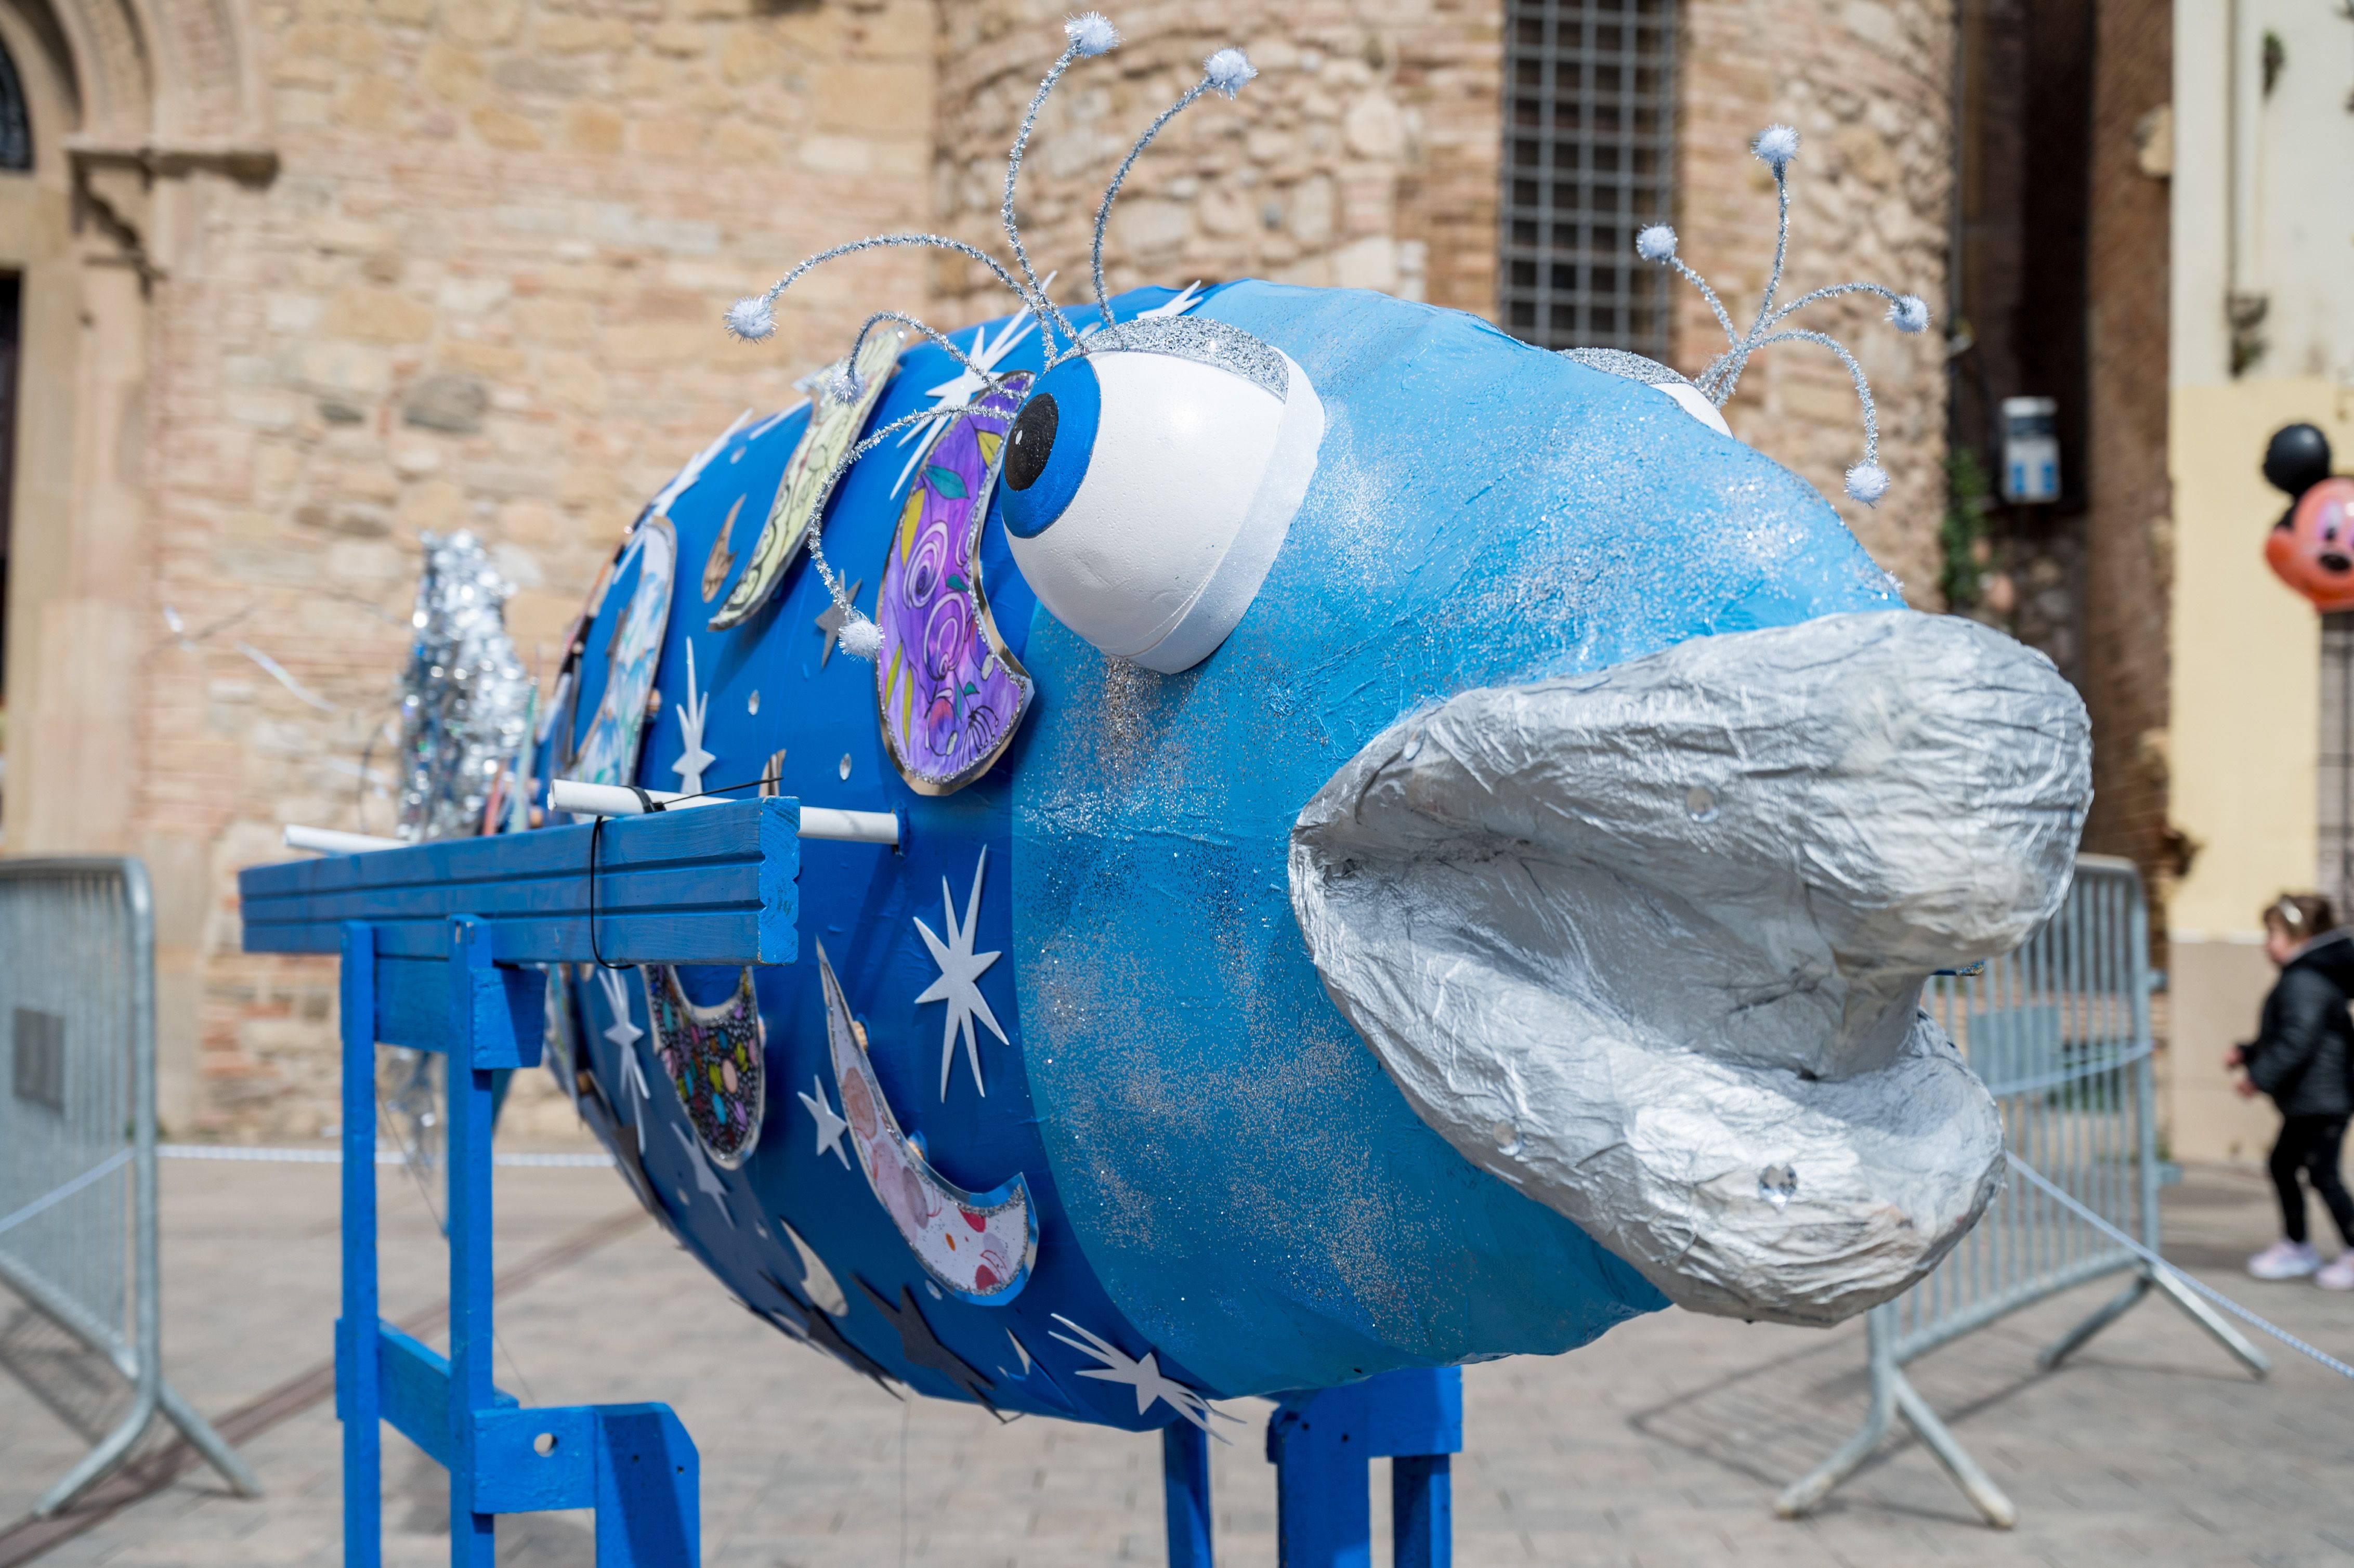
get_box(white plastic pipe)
[549,780,725,817]
[284,825,406,855]
[795,807,901,846]
[549,780,898,846]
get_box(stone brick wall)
[135,0,935,1138]
[1674,0,1954,600]
[78,0,1957,1139]
[2078,0,2175,913]
[930,0,1499,327]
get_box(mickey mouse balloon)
[2263,423,2354,612]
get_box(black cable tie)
[583,772,801,970]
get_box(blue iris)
[1000,355,1100,539]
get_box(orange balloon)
[2267,477,2354,612]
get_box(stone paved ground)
[4,1155,2351,1567]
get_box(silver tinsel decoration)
[398,531,533,841]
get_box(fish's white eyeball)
[1001,326,1323,674]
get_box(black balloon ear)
[2265,423,2333,498]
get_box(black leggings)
[2270,1116,2354,1247]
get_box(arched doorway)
[0,0,271,859]
[0,0,272,1133]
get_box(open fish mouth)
[1288,611,2092,1326]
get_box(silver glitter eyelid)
[1071,316,1290,401]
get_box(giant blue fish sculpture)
[527,17,2090,1433]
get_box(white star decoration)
[594,966,643,1052]
[797,1073,851,1169]
[892,315,1038,495]
[669,1122,735,1227]
[594,966,649,1149]
[650,409,752,517]
[671,641,715,796]
[1131,280,1205,321]
[814,580,864,668]
[913,848,1009,1099]
[1048,1315,1232,1439]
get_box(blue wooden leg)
[447,919,499,1568]
[1267,1393,1372,1568]
[1267,1369,1462,1568]
[1390,1454,1451,1568]
[592,1405,701,1567]
[337,922,382,1568]
[1163,1421,1214,1568]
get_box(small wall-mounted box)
[2001,397,2061,505]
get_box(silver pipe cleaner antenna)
[1090,47,1257,327]
[1633,125,1931,505]
[1003,12,1122,354]
[721,14,1259,659]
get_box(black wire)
[584,778,781,969]
[587,786,658,969]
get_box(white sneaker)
[2317,1255,2354,1291]
[2248,1239,2322,1279]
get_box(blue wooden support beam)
[1163,1422,1215,1568]
[333,1318,698,1563]
[327,914,704,1567]
[1265,1368,1462,1568]
[240,796,801,968]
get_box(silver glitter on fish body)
[398,530,533,841]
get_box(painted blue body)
[277,280,1906,1432]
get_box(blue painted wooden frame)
[259,798,1468,1566]
[331,914,701,1568]
[1264,1369,1462,1568]
[244,796,803,966]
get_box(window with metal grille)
[2319,612,2354,912]
[1500,0,1678,357]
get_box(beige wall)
[2166,0,2354,1162]
[2164,378,2354,1160]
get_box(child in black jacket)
[2231,895,2354,1288]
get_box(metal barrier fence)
[0,858,258,1516]
[1776,855,2267,1528]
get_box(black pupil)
[1004,394,1058,491]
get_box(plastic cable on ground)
[157,1144,613,1168]
[2004,1152,2354,1381]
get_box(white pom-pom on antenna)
[1065,12,1119,56]
[1887,294,1931,334]
[836,614,884,661]
[1204,48,1257,98]
[1635,224,1678,262]
[1753,124,1801,172]
[725,295,776,342]
[825,363,861,404]
[1845,462,1890,505]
